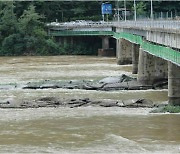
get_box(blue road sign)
[101,3,112,15]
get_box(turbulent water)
[0,56,179,153]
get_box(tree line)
[0,1,179,56]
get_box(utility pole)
[124,0,126,21]
[150,0,153,20]
[117,0,120,22]
[134,0,136,21]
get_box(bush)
[150,105,180,113]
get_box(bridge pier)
[168,62,180,105]
[132,44,139,74]
[116,38,132,65]
[102,36,109,49]
[154,57,168,81]
[138,48,155,85]
[98,36,115,57]
[138,48,168,85]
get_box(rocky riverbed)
[0,74,167,91]
[22,74,167,91]
[0,74,168,109]
[0,96,167,109]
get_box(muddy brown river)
[0,56,179,153]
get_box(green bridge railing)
[50,30,180,66]
[113,32,180,65]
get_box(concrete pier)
[102,36,109,49]
[168,62,180,105]
[154,57,168,82]
[116,38,132,65]
[138,48,168,85]
[132,44,139,74]
[98,36,115,57]
[137,48,156,85]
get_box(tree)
[0,2,18,42]
[18,4,47,54]
[136,2,147,17]
[19,5,44,35]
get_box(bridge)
[47,20,180,105]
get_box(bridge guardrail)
[47,21,113,28]
[47,20,180,32]
[114,20,180,31]
[113,32,180,66]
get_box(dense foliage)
[0,1,180,56]
[0,2,59,56]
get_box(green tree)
[136,2,147,17]
[18,5,47,54]
[0,2,18,42]
[19,5,43,35]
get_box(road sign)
[101,3,112,15]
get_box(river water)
[0,56,179,153]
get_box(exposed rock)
[0,97,156,109]
[122,99,154,108]
[18,74,167,91]
[101,81,153,91]
[40,84,59,89]
[82,83,105,90]
[98,100,122,107]
[99,74,135,84]
[102,82,129,91]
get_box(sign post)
[124,0,126,21]
[101,3,112,22]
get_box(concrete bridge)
[47,20,180,105]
